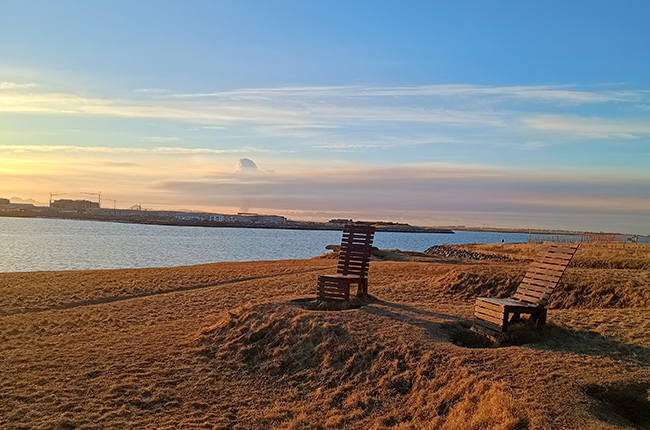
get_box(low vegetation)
[1,243,648,429]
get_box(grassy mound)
[197,302,527,429]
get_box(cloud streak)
[525,115,650,139]
[2,82,649,154]
[0,144,256,155]
[165,84,642,104]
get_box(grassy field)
[1,243,649,429]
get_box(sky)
[1,1,649,234]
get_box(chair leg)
[509,312,521,324]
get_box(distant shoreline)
[2,211,645,238]
[451,226,584,236]
[0,212,455,234]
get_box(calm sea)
[0,217,572,273]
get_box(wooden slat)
[346,249,371,254]
[535,256,572,267]
[342,237,374,244]
[340,254,369,260]
[338,258,366,263]
[526,269,563,279]
[475,314,505,328]
[338,257,368,263]
[513,292,549,304]
[474,310,506,326]
[474,318,504,334]
[338,261,367,267]
[514,288,549,300]
[317,280,350,301]
[317,291,348,299]
[516,283,552,294]
[518,280,556,293]
[317,284,347,292]
[338,266,368,272]
[475,305,505,321]
[517,285,554,298]
[513,290,548,302]
[512,293,547,305]
[475,299,505,312]
[527,263,567,276]
[540,248,578,258]
[542,242,579,251]
[544,242,579,251]
[522,273,562,286]
[518,281,555,295]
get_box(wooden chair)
[317,224,376,302]
[474,242,579,335]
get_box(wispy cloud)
[165,84,642,104]
[0,90,508,127]
[142,136,179,142]
[524,114,650,139]
[3,81,649,153]
[0,81,38,90]
[133,88,169,94]
[312,142,387,152]
[0,144,256,155]
[510,194,650,213]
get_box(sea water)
[0,217,630,273]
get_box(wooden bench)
[474,242,579,335]
[317,224,375,302]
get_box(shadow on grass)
[290,294,378,311]
[583,381,650,429]
[361,300,650,366]
[441,316,650,366]
[290,297,650,367]
[357,300,469,342]
[496,322,650,366]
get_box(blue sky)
[1,1,649,233]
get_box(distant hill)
[10,197,48,206]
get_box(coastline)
[0,212,455,234]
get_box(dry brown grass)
[1,242,649,429]
[464,242,650,270]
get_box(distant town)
[3,196,646,242]
[0,197,454,233]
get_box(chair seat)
[477,297,540,309]
[318,274,365,283]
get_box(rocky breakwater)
[423,245,511,261]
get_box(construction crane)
[49,192,66,206]
[104,198,117,210]
[81,191,101,208]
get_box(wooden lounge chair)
[474,242,579,335]
[317,224,376,302]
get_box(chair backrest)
[336,224,376,278]
[512,242,579,306]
